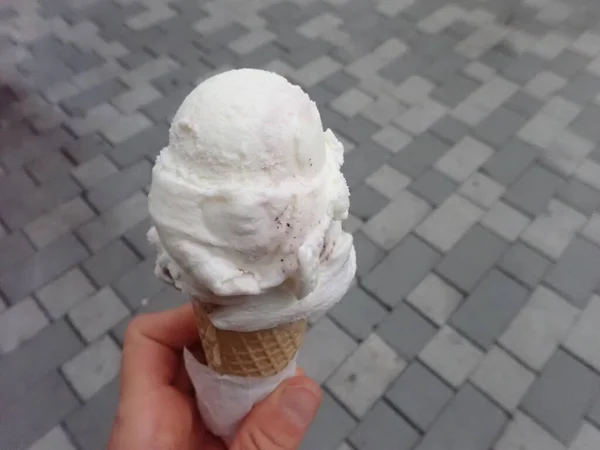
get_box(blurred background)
[2,0,600,448]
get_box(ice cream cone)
[190,298,307,378]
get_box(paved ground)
[3,0,600,448]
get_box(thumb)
[230,376,322,450]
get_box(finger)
[120,303,199,396]
[230,376,321,450]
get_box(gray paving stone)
[62,335,121,400]
[432,74,479,108]
[113,259,164,310]
[29,426,76,450]
[498,241,551,288]
[561,72,600,105]
[564,295,600,373]
[550,50,590,78]
[341,143,390,189]
[0,298,49,354]
[386,360,454,431]
[82,239,139,286]
[63,133,114,165]
[409,169,457,207]
[349,400,420,450]
[413,383,507,450]
[71,154,118,188]
[589,394,600,428]
[436,224,509,293]
[329,286,387,341]
[364,235,441,307]
[0,371,80,450]
[84,159,152,212]
[349,184,389,221]
[545,236,600,307]
[352,232,385,279]
[0,234,88,304]
[571,104,600,142]
[141,85,190,123]
[451,269,529,350]
[494,412,566,450]
[522,349,600,444]
[122,217,154,258]
[389,133,450,179]
[26,151,73,184]
[0,231,34,274]
[60,79,126,116]
[501,52,546,84]
[504,91,544,117]
[430,115,470,145]
[474,106,528,148]
[482,138,540,186]
[557,179,600,215]
[299,392,357,450]
[504,164,566,216]
[64,378,118,450]
[297,317,357,384]
[377,302,438,360]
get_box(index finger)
[120,303,199,397]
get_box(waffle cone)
[190,299,307,377]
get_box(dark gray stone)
[413,383,507,450]
[329,286,387,340]
[0,232,34,274]
[353,232,386,278]
[390,133,450,179]
[501,52,546,84]
[522,349,600,444]
[557,178,600,215]
[299,392,357,450]
[571,104,600,142]
[436,225,509,293]
[588,393,600,428]
[432,74,479,108]
[60,79,126,117]
[475,107,527,148]
[504,91,544,117]
[337,116,380,146]
[550,50,590,78]
[450,269,529,350]
[545,237,600,308]
[141,86,190,124]
[377,302,438,360]
[113,259,165,310]
[350,184,389,220]
[483,138,540,186]
[386,361,454,431]
[342,143,390,189]
[123,218,154,258]
[64,133,114,165]
[82,239,139,286]
[430,116,470,145]
[322,71,359,95]
[349,400,420,450]
[364,235,441,307]
[26,151,73,184]
[108,123,169,168]
[0,234,88,303]
[498,241,551,288]
[560,72,600,105]
[409,169,457,207]
[504,164,565,216]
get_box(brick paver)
[2,0,600,448]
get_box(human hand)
[108,303,322,450]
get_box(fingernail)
[279,383,320,428]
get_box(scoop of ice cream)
[148,68,351,302]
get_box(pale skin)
[108,304,322,450]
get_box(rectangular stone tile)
[299,392,356,450]
[62,335,121,400]
[583,213,600,247]
[451,269,529,350]
[564,295,600,373]
[545,237,600,307]
[69,288,129,343]
[435,136,494,183]
[331,88,374,118]
[107,123,169,168]
[386,360,453,431]
[474,106,528,148]
[522,349,600,444]
[571,104,600,142]
[500,285,579,371]
[419,325,483,387]
[349,184,389,221]
[413,383,507,450]
[24,197,95,249]
[504,165,566,216]
[390,132,450,179]
[365,164,411,199]
[589,394,600,429]
[85,159,152,212]
[364,234,440,307]
[498,241,551,288]
[82,239,139,286]
[64,379,118,450]
[406,273,463,327]
[77,191,148,251]
[363,190,431,250]
[525,71,567,100]
[297,317,357,384]
[409,169,457,207]
[123,218,154,258]
[0,319,82,406]
[0,234,88,304]
[113,259,165,310]
[482,201,530,242]
[543,130,595,176]
[329,286,387,341]
[416,194,483,252]
[372,126,412,154]
[483,138,539,186]
[522,200,587,260]
[0,371,79,450]
[436,224,509,292]
[430,115,471,146]
[393,75,435,106]
[0,298,48,354]
[29,426,76,450]
[0,231,34,274]
[432,74,479,108]
[568,422,600,450]
[327,334,406,417]
[459,172,505,209]
[341,142,390,189]
[60,79,126,116]
[36,268,95,319]
[558,180,600,215]
[71,154,118,188]
[349,400,420,450]
[26,151,73,184]
[395,98,446,135]
[494,412,566,450]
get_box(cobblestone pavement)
[3,0,600,448]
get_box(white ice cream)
[148,68,355,332]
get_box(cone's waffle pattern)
[192,299,307,377]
